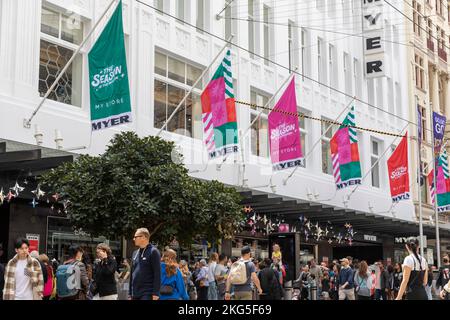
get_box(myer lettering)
[336,179,361,190]
[362,0,385,78]
[88,1,132,131]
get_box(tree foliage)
[41,132,244,246]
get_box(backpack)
[228,260,249,285]
[56,261,81,298]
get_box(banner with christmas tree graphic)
[330,106,362,190]
[428,150,450,212]
[201,50,238,159]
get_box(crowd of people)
[0,229,449,301]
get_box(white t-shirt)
[14,259,33,300]
[208,262,217,284]
[403,254,428,271]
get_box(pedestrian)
[393,262,403,299]
[370,269,376,299]
[3,238,44,300]
[425,266,433,300]
[92,243,118,300]
[436,255,450,292]
[386,264,395,300]
[295,265,311,300]
[196,259,209,300]
[395,237,428,300]
[129,228,161,300]
[271,257,284,285]
[39,254,54,300]
[440,279,450,300]
[207,253,219,300]
[321,270,330,300]
[354,261,371,300]
[258,258,282,300]
[338,258,355,300]
[272,244,282,267]
[329,263,340,300]
[191,261,201,300]
[215,254,229,300]
[0,244,5,300]
[225,246,263,301]
[56,245,89,300]
[179,260,194,299]
[309,259,323,300]
[378,263,390,300]
[159,249,188,300]
[30,251,48,290]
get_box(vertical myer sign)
[362,0,385,78]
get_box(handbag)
[160,284,174,295]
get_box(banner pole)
[430,103,441,268]
[157,36,234,136]
[417,96,424,258]
[24,0,118,128]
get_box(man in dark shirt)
[436,255,450,291]
[338,258,355,300]
[129,228,161,300]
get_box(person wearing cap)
[196,259,209,300]
[225,246,263,300]
[338,258,355,300]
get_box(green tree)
[41,132,244,246]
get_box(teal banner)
[89,0,131,131]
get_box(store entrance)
[0,203,9,264]
[333,244,383,265]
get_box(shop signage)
[278,224,290,233]
[364,235,377,242]
[362,0,385,78]
[394,235,427,248]
[26,234,40,252]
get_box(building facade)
[0,0,449,264]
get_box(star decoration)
[30,198,38,208]
[328,239,333,244]
[336,233,343,244]
[305,220,311,230]
[344,223,352,229]
[52,193,60,201]
[6,191,15,202]
[31,185,46,199]
[244,206,253,213]
[324,227,329,237]
[0,188,5,203]
[50,205,54,211]
[262,215,268,225]
[23,179,29,185]
[11,182,25,196]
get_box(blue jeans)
[375,289,387,300]
[425,285,432,300]
[208,281,218,300]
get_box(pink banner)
[268,78,303,171]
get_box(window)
[413,1,422,37]
[263,5,270,66]
[250,90,270,158]
[299,111,308,167]
[436,0,443,16]
[154,52,204,139]
[176,0,185,22]
[421,162,428,203]
[154,0,164,13]
[344,52,352,95]
[328,44,337,88]
[321,120,338,174]
[301,28,310,80]
[420,106,427,142]
[371,139,380,188]
[288,20,299,73]
[415,54,425,90]
[317,38,327,84]
[196,0,204,32]
[39,6,84,107]
[248,0,255,59]
[353,58,361,98]
[225,1,237,44]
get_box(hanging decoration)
[31,185,46,200]
[0,188,5,203]
[6,191,15,202]
[30,198,38,209]
[11,182,25,196]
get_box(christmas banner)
[268,78,304,171]
[89,0,132,131]
[387,134,410,202]
[429,150,450,213]
[330,106,362,190]
[432,112,446,159]
[201,50,238,159]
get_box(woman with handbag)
[159,249,188,300]
[354,261,371,300]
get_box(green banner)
[89,0,131,131]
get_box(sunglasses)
[133,235,144,239]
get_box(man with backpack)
[56,245,89,300]
[225,246,262,300]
